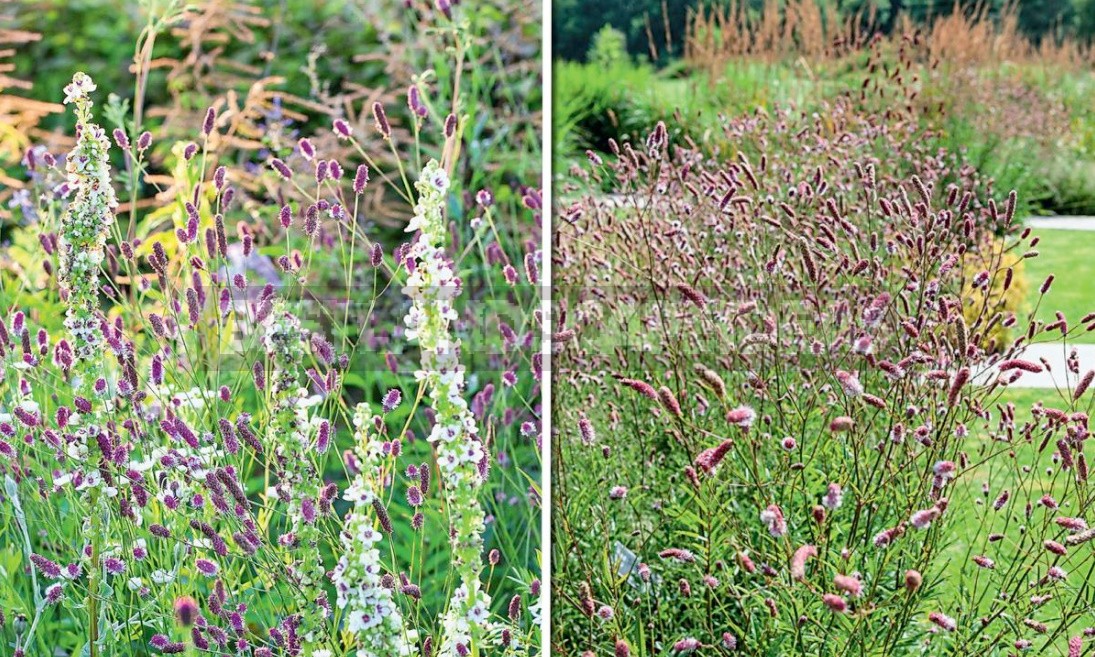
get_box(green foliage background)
[554,0,1094,64]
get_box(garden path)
[977,343,1095,390]
[1026,216,1095,231]
[993,217,1095,389]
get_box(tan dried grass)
[685,0,1093,75]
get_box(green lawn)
[1023,228,1095,342]
[940,385,1090,623]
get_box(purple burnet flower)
[353,164,370,195]
[311,334,333,364]
[333,118,352,139]
[174,596,199,627]
[270,158,292,179]
[407,485,423,506]
[298,138,315,160]
[382,388,402,413]
[373,498,394,533]
[202,107,217,137]
[149,634,171,649]
[659,548,696,563]
[412,461,428,494]
[102,557,126,576]
[316,420,331,454]
[301,498,317,524]
[253,361,265,391]
[577,415,595,445]
[12,406,38,428]
[112,128,130,150]
[30,554,62,578]
[524,252,539,285]
[408,85,428,118]
[372,102,390,138]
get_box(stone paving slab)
[994,217,1095,389]
[1026,216,1095,231]
[976,343,1095,390]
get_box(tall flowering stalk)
[403,160,491,655]
[59,71,116,379]
[57,72,114,483]
[332,403,415,656]
[57,72,118,657]
[261,305,329,641]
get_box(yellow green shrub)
[962,236,1027,352]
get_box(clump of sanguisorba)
[0,25,540,654]
[552,40,1095,656]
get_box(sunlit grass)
[1023,228,1095,343]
